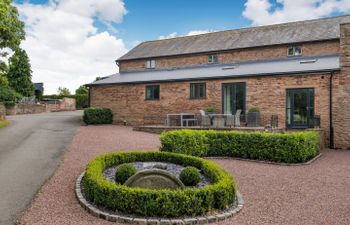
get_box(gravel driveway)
[19,125,350,225]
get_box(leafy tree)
[0,74,9,86]
[0,0,25,75]
[0,85,22,107]
[75,85,88,95]
[95,76,103,81]
[6,49,35,97]
[75,85,89,109]
[57,87,71,96]
[0,0,25,50]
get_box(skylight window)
[146,59,156,69]
[208,54,219,63]
[287,46,302,56]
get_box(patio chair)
[235,109,242,127]
[225,114,235,127]
[199,110,211,127]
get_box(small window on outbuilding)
[145,85,160,100]
[146,59,156,69]
[208,54,219,63]
[287,46,302,56]
[190,83,206,99]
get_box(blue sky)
[16,0,250,49]
[13,0,350,94]
[117,0,249,48]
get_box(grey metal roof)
[118,15,350,61]
[88,55,339,86]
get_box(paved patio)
[19,125,350,225]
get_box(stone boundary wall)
[0,103,6,121]
[6,98,76,115]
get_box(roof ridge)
[140,14,350,44]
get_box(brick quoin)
[333,23,350,149]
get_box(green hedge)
[160,130,320,163]
[75,94,88,109]
[83,151,236,217]
[83,107,113,125]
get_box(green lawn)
[0,120,10,129]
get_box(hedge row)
[160,130,320,163]
[83,107,113,125]
[83,151,236,217]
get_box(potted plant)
[205,105,216,115]
[247,107,261,127]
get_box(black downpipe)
[329,72,334,149]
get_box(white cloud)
[159,30,212,40]
[159,32,178,40]
[16,0,128,94]
[243,0,350,26]
[186,30,211,36]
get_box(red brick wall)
[91,72,331,144]
[119,41,339,72]
[333,23,350,149]
[0,103,5,121]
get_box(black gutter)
[329,72,334,148]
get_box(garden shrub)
[180,166,201,186]
[83,107,113,125]
[160,130,320,163]
[83,151,236,217]
[0,86,22,107]
[115,163,137,184]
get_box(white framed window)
[146,59,156,69]
[208,54,219,63]
[287,46,302,56]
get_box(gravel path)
[19,126,350,225]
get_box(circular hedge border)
[83,151,237,217]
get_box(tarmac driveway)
[0,111,82,225]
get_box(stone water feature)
[124,168,185,189]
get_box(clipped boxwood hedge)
[83,107,113,125]
[160,130,320,163]
[83,151,236,217]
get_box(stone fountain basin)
[102,161,212,188]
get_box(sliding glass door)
[286,88,314,128]
[222,83,246,115]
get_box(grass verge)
[0,120,10,129]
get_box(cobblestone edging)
[206,153,322,166]
[75,172,244,225]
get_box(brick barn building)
[87,15,350,149]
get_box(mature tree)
[6,49,35,97]
[57,86,71,96]
[0,0,25,75]
[0,74,9,86]
[75,85,88,95]
[95,76,103,81]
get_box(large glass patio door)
[222,83,246,115]
[286,88,314,128]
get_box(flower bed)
[83,151,236,217]
[160,130,320,163]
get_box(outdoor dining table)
[166,113,196,127]
[207,114,232,128]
